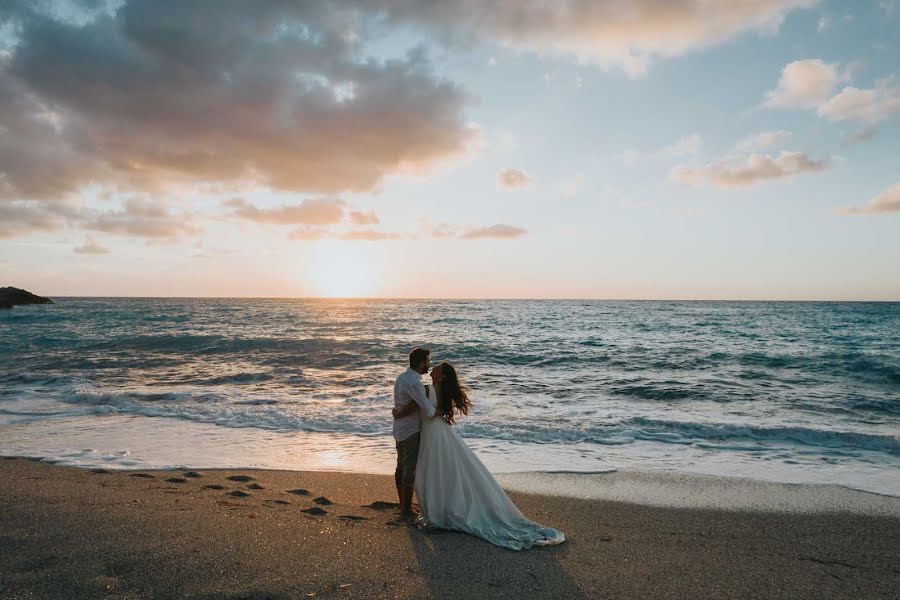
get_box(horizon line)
[34,295,900,303]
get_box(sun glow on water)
[307,240,380,298]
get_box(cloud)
[498,168,531,189]
[348,210,379,225]
[287,228,329,241]
[370,0,815,76]
[74,236,109,255]
[283,225,400,241]
[657,133,703,158]
[764,59,849,108]
[426,221,457,238]
[336,229,402,240]
[0,200,72,238]
[842,126,878,144]
[762,60,898,124]
[817,16,831,32]
[459,224,527,239]
[837,183,900,215]
[817,77,900,123]
[672,151,829,188]
[227,197,346,225]
[736,130,792,151]
[84,198,199,238]
[618,133,702,165]
[0,1,474,205]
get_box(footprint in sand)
[165,477,187,483]
[313,496,333,506]
[286,489,309,496]
[302,507,327,516]
[228,490,251,498]
[129,473,154,478]
[365,501,400,511]
[226,475,255,482]
[202,484,226,490]
[182,471,203,478]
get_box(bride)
[397,361,565,551]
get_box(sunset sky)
[1,0,898,300]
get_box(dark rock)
[337,515,368,521]
[91,468,110,474]
[129,473,154,478]
[202,484,225,490]
[301,507,327,516]
[286,488,309,496]
[313,496,333,506]
[226,475,255,482]
[182,471,203,478]
[247,483,264,490]
[165,477,187,483]
[228,490,251,497]
[0,287,53,309]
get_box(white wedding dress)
[414,385,565,550]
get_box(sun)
[307,240,379,298]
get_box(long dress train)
[414,386,565,551]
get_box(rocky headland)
[0,287,53,309]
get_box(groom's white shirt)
[393,367,436,442]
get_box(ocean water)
[1,298,898,496]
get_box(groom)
[392,347,437,519]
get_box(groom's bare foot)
[399,508,420,521]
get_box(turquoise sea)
[1,299,898,495]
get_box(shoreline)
[6,452,899,517]
[2,457,898,599]
[3,412,896,498]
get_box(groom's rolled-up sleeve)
[407,379,436,418]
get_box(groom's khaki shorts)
[395,431,420,487]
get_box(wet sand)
[1,457,897,599]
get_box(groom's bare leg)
[396,432,420,517]
[400,484,418,518]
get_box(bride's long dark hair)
[435,362,471,424]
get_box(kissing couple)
[392,347,565,551]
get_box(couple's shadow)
[404,521,587,599]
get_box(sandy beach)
[2,457,897,599]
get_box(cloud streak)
[459,224,527,239]
[498,169,530,189]
[74,236,110,255]
[837,183,900,215]
[227,198,347,226]
[736,130,792,151]
[672,151,829,189]
[83,198,199,239]
[371,0,815,76]
[0,200,72,238]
